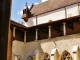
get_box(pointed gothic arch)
[17,55,22,60]
[60,50,72,60]
[44,53,50,60]
[12,53,22,60]
[27,55,33,60]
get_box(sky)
[11,0,41,23]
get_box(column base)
[35,40,38,41]
[48,38,51,40]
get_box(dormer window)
[23,9,26,14]
[44,53,50,60]
[22,3,31,22]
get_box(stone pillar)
[48,26,51,38]
[72,46,80,60]
[13,27,16,38]
[35,29,38,40]
[62,22,66,35]
[24,31,26,42]
[51,48,59,60]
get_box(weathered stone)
[12,33,80,60]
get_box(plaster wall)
[37,8,65,25]
[26,4,79,27]
[26,17,36,27]
[66,4,79,18]
[12,33,80,60]
[12,40,24,60]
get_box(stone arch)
[27,55,33,60]
[60,50,72,60]
[44,53,50,60]
[17,55,22,60]
[12,53,22,60]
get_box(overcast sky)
[11,0,41,23]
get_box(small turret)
[22,3,31,22]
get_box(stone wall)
[12,40,24,60]
[12,33,80,60]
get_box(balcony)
[22,14,29,22]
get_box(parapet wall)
[12,33,80,60]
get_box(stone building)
[11,0,80,60]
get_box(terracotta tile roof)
[30,0,80,16]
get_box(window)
[27,55,33,60]
[44,53,50,60]
[60,50,72,60]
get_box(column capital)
[13,27,16,28]
[62,22,66,25]
[35,28,38,30]
[48,26,51,28]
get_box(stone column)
[62,22,66,35]
[13,27,16,38]
[35,29,38,40]
[48,26,51,38]
[24,31,27,42]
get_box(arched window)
[27,55,33,60]
[60,50,72,60]
[44,53,50,60]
